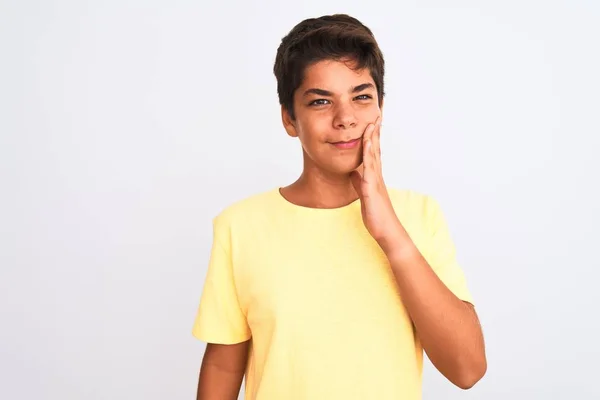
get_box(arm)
[380,226,487,389]
[350,117,486,389]
[197,341,250,400]
[193,216,252,399]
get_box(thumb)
[350,170,363,198]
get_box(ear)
[281,105,298,138]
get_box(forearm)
[197,342,248,400]
[380,222,487,389]
[197,362,244,400]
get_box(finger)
[373,117,382,172]
[374,117,382,157]
[363,121,375,143]
[362,123,376,153]
[368,121,379,167]
[361,122,375,164]
[363,138,375,183]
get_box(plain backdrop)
[1,1,599,399]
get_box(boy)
[193,14,486,400]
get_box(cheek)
[353,109,382,133]
[297,117,329,143]
[361,105,382,121]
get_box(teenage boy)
[193,13,487,400]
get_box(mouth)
[330,137,362,150]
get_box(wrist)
[377,221,417,260]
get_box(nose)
[332,103,357,129]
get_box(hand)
[350,117,403,250]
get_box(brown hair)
[273,14,385,120]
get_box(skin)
[354,119,488,389]
[197,341,249,399]
[280,59,380,208]
[197,59,487,398]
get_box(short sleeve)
[425,196,475,305]
[192,216,251,344]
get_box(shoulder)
[212,189,279,229]
[387,187,435,211]
[386,187,445,229]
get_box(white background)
[1,1,599,399]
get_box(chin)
[328,158,363,175]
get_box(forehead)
[299,59,374,91]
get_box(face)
[282,59,383,176]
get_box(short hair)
[273,14,385,120]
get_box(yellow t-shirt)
[192,188,473,400]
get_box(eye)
[309,99,330,106]
[354,94,373,101]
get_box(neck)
[282,161,361,209]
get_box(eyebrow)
[303,83,375,97]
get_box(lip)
[331,138,361,149]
